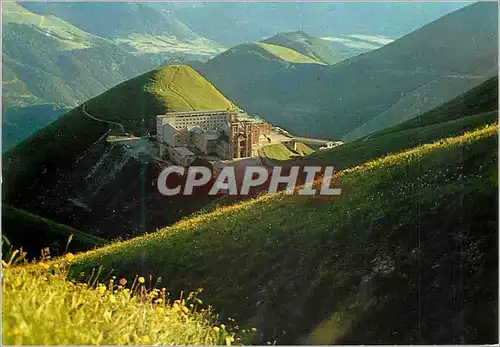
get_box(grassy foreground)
[68,123,498,344]
[2,255,256,345]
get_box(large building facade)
[156,109,272,165]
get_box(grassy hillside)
[254,42,324,65]
[342,75,491,141]
[3,261,247,345]
[305,76,498,170]
[20,2,198,41]
[371,76,499,139]
[69,123,498,344]
[263,31,339,64]
[2,104,71,152]
[2,2,225,148]
[3,65,235,202]
[197,2,498,139]
[19,2,225,62]
[2,205,106,257]
[2,3,153,109]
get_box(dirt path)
[82,103,125,134]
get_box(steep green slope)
[2,205,106,257]
[20,2,198,40]
[3,65,235,202]
[2,3,153,108]
[19,2,225,62]
[263,31,339,64]
[306,76,498,170]
[254,42,324,65]
[2,3,158,148]
[2,104,72,152]
[197,2,498,139]
[71,124,497,344]
[342,75,491,141]
[372,76,499,138]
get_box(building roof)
[159,109,235,117]
[162,123,179,132]
[187,125,204,133]
[173,147,195,156]
[205,131,219,141]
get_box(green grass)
[259,143,297,161]
[370,76,498,139]
[68,123,498,344]
[294,142,315,156]
[3,260,253,345]
[2,205,107,257]
[254,42,325,64]
[144,65,237,113]
[2,65,236,203]
[263,31,339,65]
[306,110,498,170]
[3,2,94,50]
[259,142,315,162]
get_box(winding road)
[82,103,125,134]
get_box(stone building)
[156,109,272,163]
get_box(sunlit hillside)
[66,122,497,344]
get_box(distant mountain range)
[0,1,486,151]
[163,2,470,45]
[1,2,224,151]
[193,2,498,140]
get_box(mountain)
[3,65,235,241]
[2,104,71,152]
[70,120,498,344]
[19,2,225,64]
[2,204,106,257]
[263,31,340,64]
[2,2,226,151]
[194,2,498,140]
[165,2,469,46]
[2,3,155,149]
[65,77,498,344]
[320,34,394,59]
[305,76,498,170]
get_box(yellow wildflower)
[38,262,50,269]
[119,278,127,286]
[98,284,106,294]
[155,307,165,314]
[220,324,226,330]
[251,327,257,332]
[141,335,150,344]
[138,277,145,284]
[13,277,23,288]
[64,253,75,262]
[212,326,220,333]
